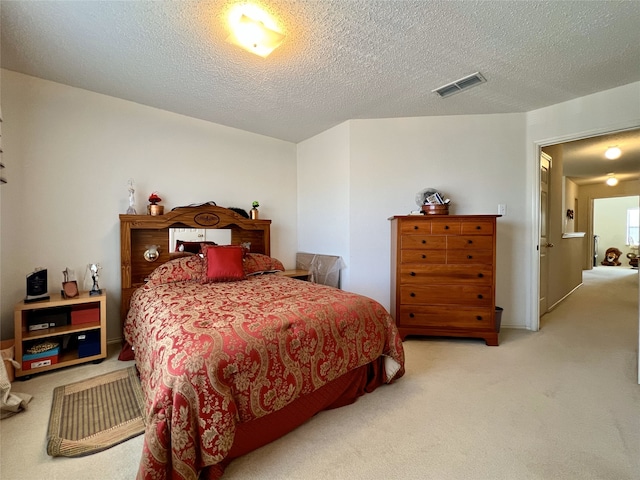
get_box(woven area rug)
[47,366,145,457]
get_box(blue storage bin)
[77,330,101,358]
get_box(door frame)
[529,120,640,332]
[538,151,552,317]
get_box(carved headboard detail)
[119,206,271,324]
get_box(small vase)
[149,204,164,216]
[250,208,259,220]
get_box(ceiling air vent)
[432,72,486,98]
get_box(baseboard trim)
[548,282,583,312]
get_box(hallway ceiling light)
[226,11,284,58]
[606,174,618,186]
[604,146,621,159]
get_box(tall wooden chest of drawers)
[390,214,500,346]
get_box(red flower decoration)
[148,192,162,204]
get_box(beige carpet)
[0,267,637,480]
[224,267,639,480]
[0,345,142,480]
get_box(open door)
[539,152,553,316]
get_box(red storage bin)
[22,353,59,371]
[71,304,100,325]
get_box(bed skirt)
[203,356,386,479]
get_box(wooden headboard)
[119,206,271,323]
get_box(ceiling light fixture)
[606,174,618,186]
[226,13,284,58]
[605,146,621,159]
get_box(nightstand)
[279,269,310,281]
[14,290,107,378]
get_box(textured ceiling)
[2,1,639,182]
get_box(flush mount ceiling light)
[432,72,487,98]
[606,174,619,186]
[226,11,284,58]
[605,146,622,159]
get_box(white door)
[539,152,553,316]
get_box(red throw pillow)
[203,245,246,283]
[244,253,285,275]
[146,255,204,286]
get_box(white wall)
[0,70,297,341]
[298,113,527,328]
[594,196,640,261]
[351,114,527,323]
[297,81,640,331]
[296,122,351,288]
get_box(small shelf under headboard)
[119,206,271,324]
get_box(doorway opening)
[534,127,640,329]
[593,196,640,267]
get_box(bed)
[119,206,405,480]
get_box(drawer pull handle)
[467,240,473,244]
[409,313,415,318]
[476,226,481,230]
[410,272,416,276]
[414,226,419,230]
[478,273,484,278]
[467,255,473,259]
[477,294,483,299]
[422,239,426,244]
[476,315,483,321]
[410,292,416,297]
[444,225,449,230]
[421,254,426,259]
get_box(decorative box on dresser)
[390,214,501,346]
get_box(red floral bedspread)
[124,274,404,480]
